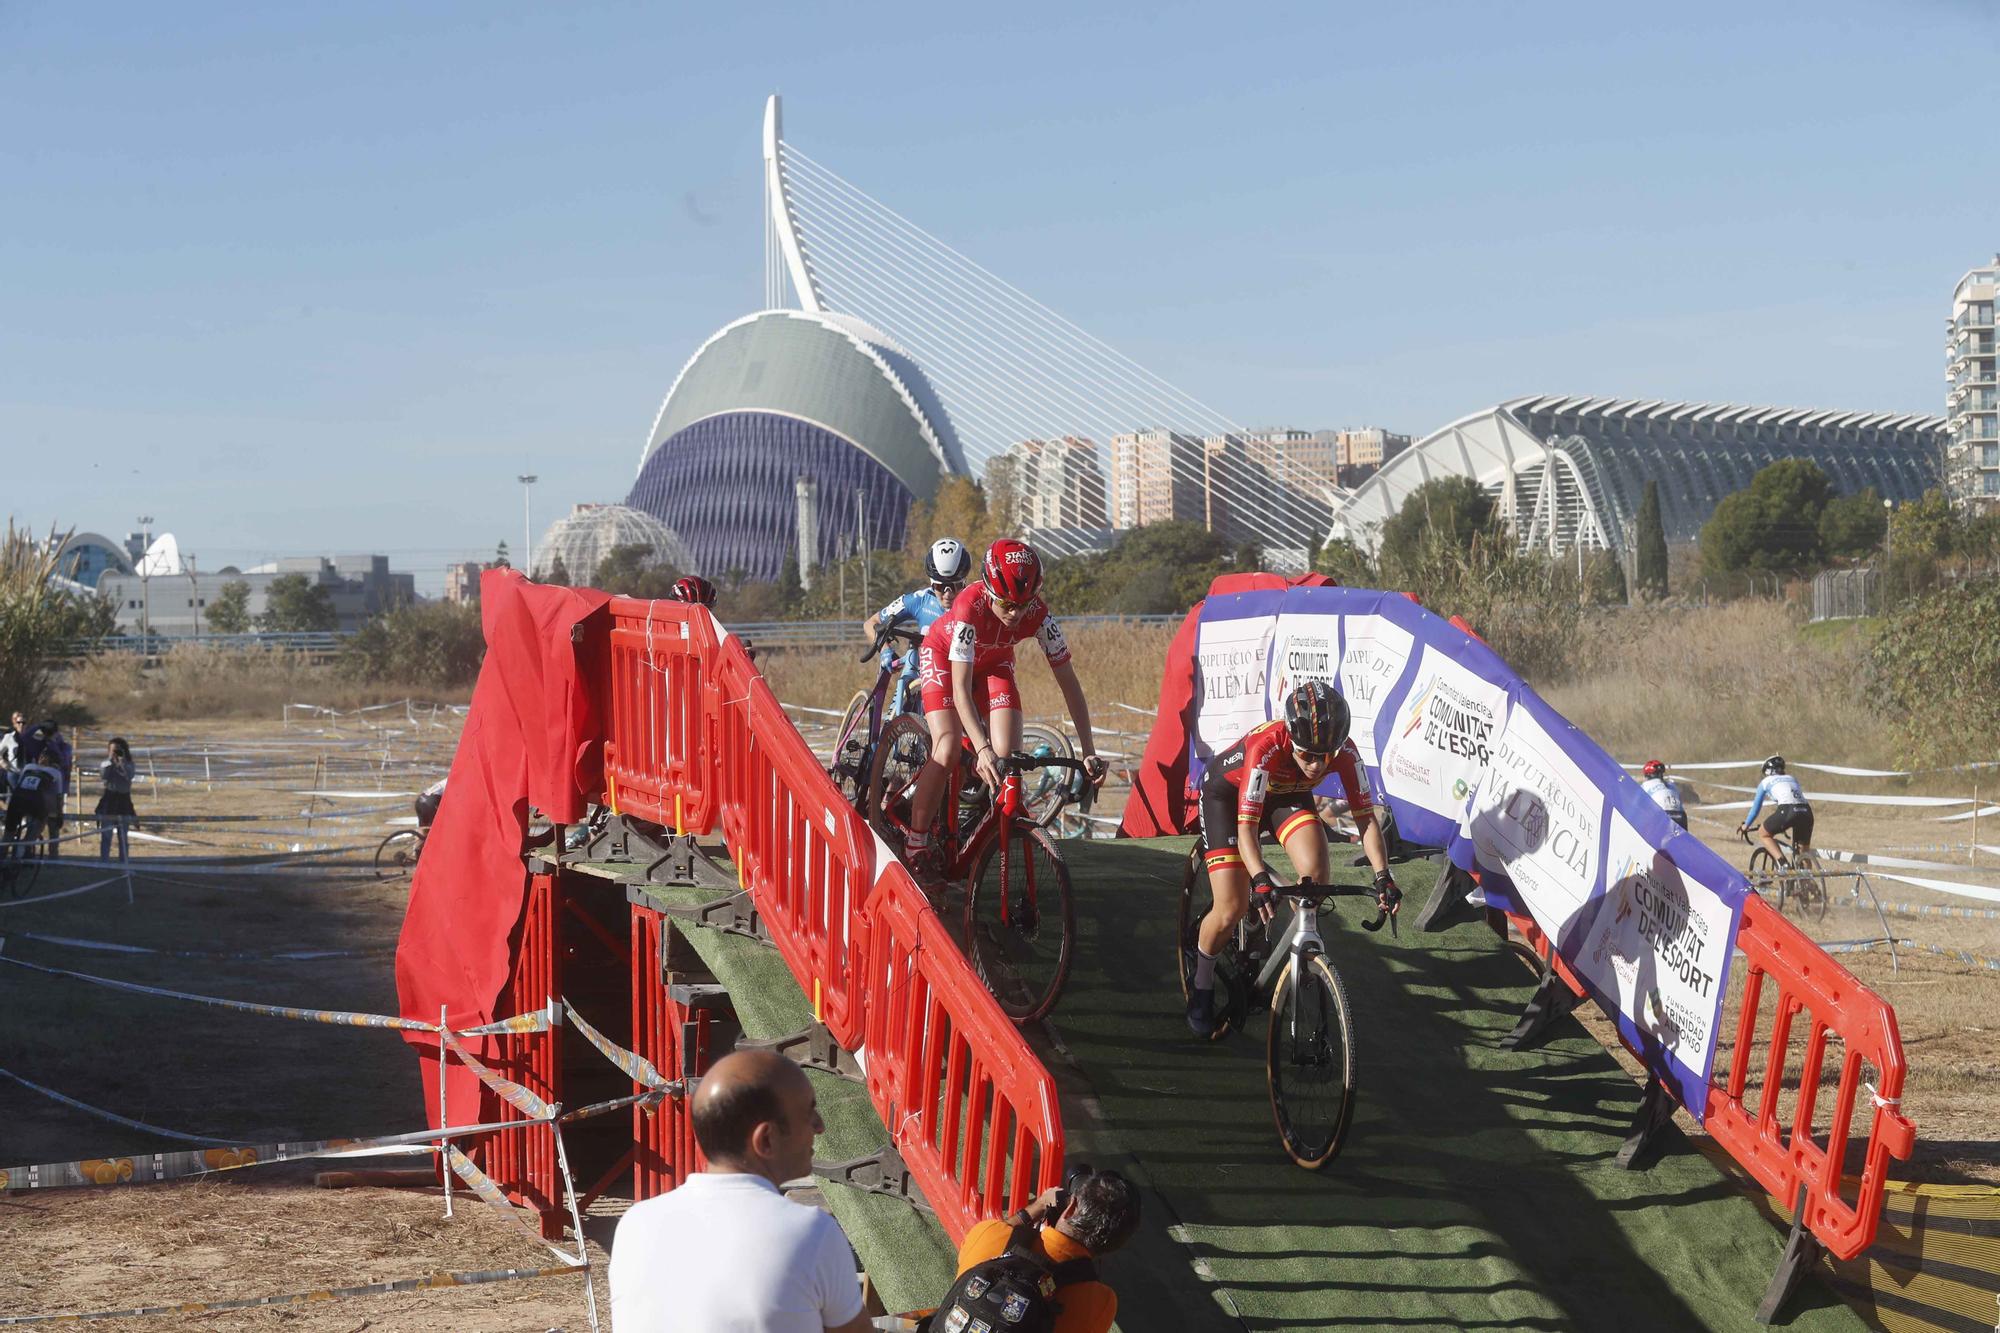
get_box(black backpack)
[920,1224,1096,1333]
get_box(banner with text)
[1188,584,1745,1113]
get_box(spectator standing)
[96,738,136,862]
[608,1050,870,1333]
[927,1168,1141,1333]
[39,721,73,857]
[0,711,25,774]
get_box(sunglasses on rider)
[1292,745,1334,765]
[988,593,1026,615]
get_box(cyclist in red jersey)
[903,538,1107,865]
[1186,679,1399,1038]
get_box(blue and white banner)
[1189,585,1746,1115]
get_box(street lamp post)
[518,475,539,576]
[136,515,154,643]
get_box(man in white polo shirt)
[609,1049,870,1332]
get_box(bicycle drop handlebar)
[858,623,923,663]
[1260,875,1399,936]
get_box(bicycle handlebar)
[1262,875,1400,936]
[859,623,923,662]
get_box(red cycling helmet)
[672,575,717,608]
[1641,759,1667,781]
[982,538,1043,603]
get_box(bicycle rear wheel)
[375,830,425,879]
[1747,847,1778,907]
[1267,951,1356,1170]
[828,689,873,804]
[0,854,40,900]
[1791,850,1828,922]
[965,824,1075,1024]
[865,713,933,857]
[1176,847,1253,1039]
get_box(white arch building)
[1327,395,1946,556]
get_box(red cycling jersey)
[1205,721,1374,827]
[939,584,1070,673]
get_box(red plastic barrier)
[603,598,720,836]
[471,869,562,1237]
[1704,894,1915,1261]
[863,867,1064,1243]
[630,904,709,1200]
[710,640,874,1052]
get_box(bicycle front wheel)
[1747,847,1778,906]
[375,830,425,879]
[1267,952,1356,1170]
[829,688,873,804]
[865,713,933,856]
[1791,851,1828,922]
[965,825,1075,1024]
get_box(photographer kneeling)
[922,1166,1140,1333]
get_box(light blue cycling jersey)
[1744,773,1809,823]
[874,588,949,678]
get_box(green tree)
[257,573,338,632]
[544,553,571,586]
[1312,537,1378,586]
[492,540,511,570]
[1378,477,1498,583]
[1633,480,1668,599]
[1699,459,1835,577]
[904,476,1001,563]
[1871,574,2000,762]
[1817,487,1887,559]
[205,580,252,633]
[775,553,804,614]
[592,543,682,599]
[0,523,119,718]
[342,601,486,687]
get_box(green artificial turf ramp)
[1047,836,1869,1332]
[626,876,958,1316]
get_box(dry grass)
[63,645,471,722]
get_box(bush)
[1,523,118,719]
[341,601,486,688]
[1699,459,1835,577]
[1869,575,2000,764]
[258,573,338,631]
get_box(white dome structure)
[534,504,695,583]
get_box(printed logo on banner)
[1379,646,1507,822]
[1268,610,1342,719]
[1337,614,1414,768]
[1193,614,1274,762]
[1468,704,1602,917]
[1573,811,1733,1072]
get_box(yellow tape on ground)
[0,1261,583,1325]
[1819,1178,2000,1333]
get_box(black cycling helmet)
[1763,755,1786,776]
[1283,680,1350,756]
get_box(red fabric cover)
[1117,571,1336,838]
[395,569,610,1122]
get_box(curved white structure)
[1328,395,1945,556]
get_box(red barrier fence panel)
[630,904,710,1201]
[863,867,1064,1244]
[710,640,873,1052]
[603,598,720,836]
[1704,894,1916,1262]
[472,869,563,1237]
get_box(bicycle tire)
[0,855,39,900]
[375,830,425,879]
[1791,850,1828,922]
[965,823,1075,1024]
[828,689,873,804]
[1176,847,1253,1040]
[1747,847,1778,908]
[1016,724,1075,830]
[1266,951,1356,1170]
[865,713,933,857]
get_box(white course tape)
[1865,870,2000,905]
[1698,781,1977,808]
[0,874,129,911]
[0,1066,257,1145]
[1936,805,2000,824]
[1817,847,1979,873]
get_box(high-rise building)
[1108,430,1203,529]
[1946,257,2000,509]
[1246,429,1340,498]
[444,562,484,604]
[987,437,1108,532]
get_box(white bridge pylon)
[760,94,1330,563]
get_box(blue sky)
[4,2,1993,588]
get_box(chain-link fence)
[1811,567,1879,622]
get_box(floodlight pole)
[136,515,154,643]
[519,475,539,576]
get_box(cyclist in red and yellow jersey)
[1187,679,1398,1037]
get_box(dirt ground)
[2,708,1996,1329]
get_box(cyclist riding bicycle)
[861,538,972,711]
[1639,759,1687,831]
[1187,680,1398,1039]
[903,538,1107,873]
[414,777,447,831]
[1741,754,1813,867]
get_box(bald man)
[609,1050,870,1333]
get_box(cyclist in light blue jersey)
[1741,755,1814,866]
[861,538,972,714]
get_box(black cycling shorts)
[1196,780,1320,871]
[1763,803,1814,844]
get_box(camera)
[1053,1160,1093,1213]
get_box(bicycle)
[375,826,427,879]
[866,721,1093,1023]
[827,624,924,811]
[1739,826,1825,921]
[1175,847,1394,1169]
[0,839,40,899]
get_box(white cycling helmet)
[926,538,972,587]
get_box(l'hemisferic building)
[1327,395,1945,556]
[626,310,966,584]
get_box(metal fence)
[1811,568,1879,622]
